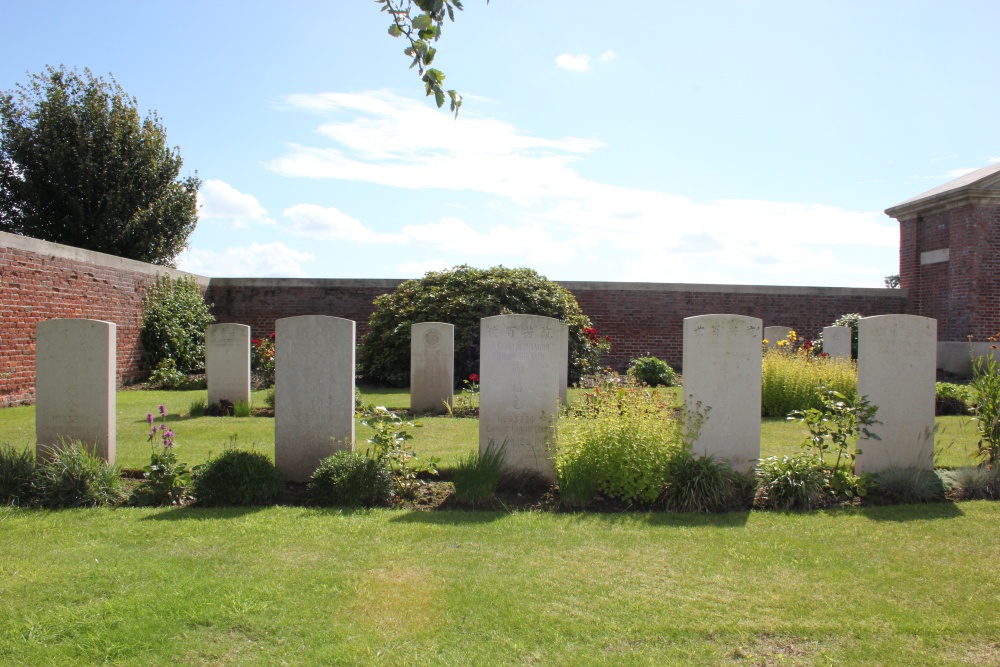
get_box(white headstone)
[823,326,852,360]
[411,322,455,414]
[558,323,569,406]
[855,315,936,474]
[479,314,561,480]
[763,325,793,348]
[206,323,251,407]
[274,315,356,482]
[35,319,116,462]
[683,314,762,473]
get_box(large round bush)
[359,265,603,386]
[309,451,394,507]
[192,449,283,506]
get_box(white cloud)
[944,168,979,179]
[176,242,314,277]
[555,53,591,72]
[283,204,377,242]
[600,50,617,62]
[268,90,898,285]
[198,180,273,227]
[396,259,451,276]
[990,157,1000,164]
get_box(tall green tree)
[0,66,199,266]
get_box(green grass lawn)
[0,388,981,470]
[1,502,999,665]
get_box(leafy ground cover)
[0,389,981,471]
[1,502,998,665]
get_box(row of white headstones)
[34,313,935,482]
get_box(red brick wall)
[0,232,205,407]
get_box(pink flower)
[146,413,154,424]
[158,404,166,416]
[469,373,479,383]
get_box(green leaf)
[388,23,403,37]
[412,13,433,30]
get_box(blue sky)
[3,0,998,286]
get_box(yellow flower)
[762,339,769,345]
[788,330,798,342]
[777,340,788,348]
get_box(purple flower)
[146,413,154,424]
[158,404,167,416]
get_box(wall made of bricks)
[0,232,204,407]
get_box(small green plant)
[308,450,394,507]
[233,399,252,418]
[451,439,507,505]
[447,373,480,417]
[138,404,197,506]
[871,467,946,504]
[141,274,215,374]
[941,465,1000,501]
[360,404,437,499]
[0,443,36,505]
[33,440,126,508]
[192,448,283,506]
[936,382,976,416]
[264,388,276,410]
[754,455,829,511]
[188,396,208,417]
[558,372,689,504]
[627,356,678,387]
[661,452,743,513]
[970,353,1000,465]
[789,388,880,500]
[147,357,205,390]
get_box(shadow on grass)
[857,501,965,522]
[140,505,270,521]
[388,507,752,528]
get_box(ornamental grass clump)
[557,372,686,505]
[761,330,857,417]
[870,466,946,504]
[754,454,830,511]
[0,443,36,505]
[662,452,747,513]
[33,440,126,508]
[452,439,507,505]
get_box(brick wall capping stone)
[206,277,406,289]
[885,162,1000,220]
[0,230,208,285]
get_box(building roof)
[885,162,1000,219]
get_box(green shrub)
[452,440,507,505]
[0,443,36,505]
[358,265,603,387]
[308,451,394,507]
[935,382,976,416]
[971,354,1000,465]
[147,358,206,390]
[250,335,275,388]
[871,467,946,504]
[233,400,252,418]
[557,373,685,504]
[188,396,208,417]
[264,388,276,410]
[33,441,126,508]
[627,356,678,387]
[360,405,437,499]
[141,274,214,374]
[761,350,857,417]
[192,449,283,506]
[661,452,743,513]
[941,465,1000,501]
[754,455,828,511]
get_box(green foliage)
[0,443,35,505]
[627,356,678,387]
[359,265,601,387]
[941,465,1000,501]
[192,448,283,506]
[787,388,879,500]
[970,354,1000,465]
[935,382,976,416]
[754,455,828,511]
[188,396,208,417]
[308,451,394,507]
[141,275,215,374]
[135,407,196,506]
[33,441,126,508]
[380,0,465,115]
[360,404,437,499]
[250,335,275,388]
[264,388,276,410]
[233,400,252,418]
[814,313,862,359]
[557,373,688,504]
[147,357,206,390]
[0,65,199,265]
[451,439,507,505]
[871,467,945,504]
[884,274,900,289]
[761,348,857,417]
[661,452,744,513]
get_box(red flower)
[270,332,276,340]
[469,373,479,383]
[604,335,611,342]
[251,338,261,346]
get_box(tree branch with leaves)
[379,0,475,115]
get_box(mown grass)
[1,502,999,665]
[0,388,981,470]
